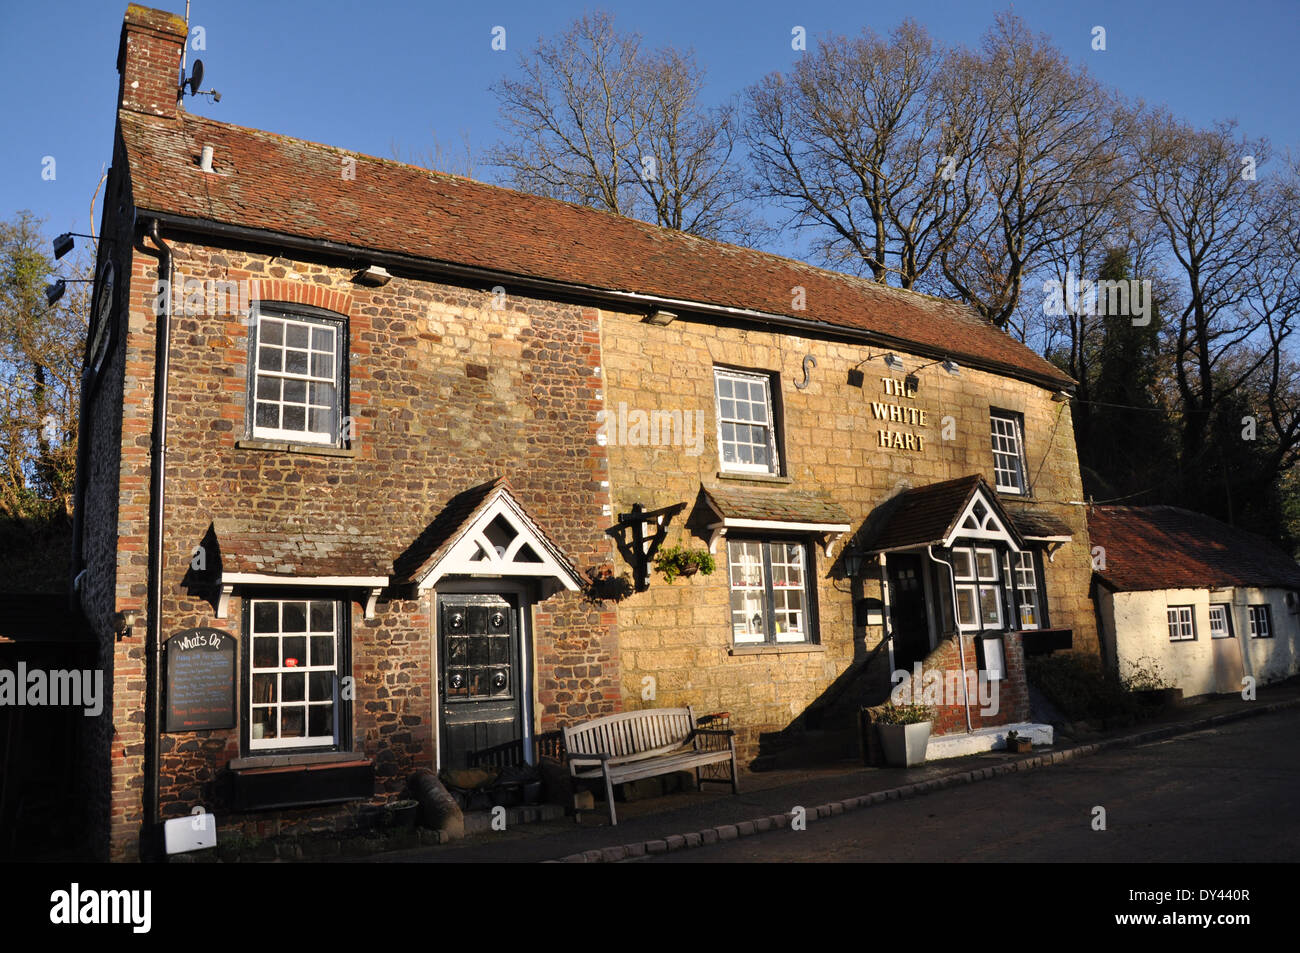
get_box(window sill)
[729,642,824,656]
[715,471,793,485]
[230,751,368,772]
[236,438,355,458]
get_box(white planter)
[878,721,932,767]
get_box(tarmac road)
[642,708,1300,862]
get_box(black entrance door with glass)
[438,594,522,770]
[887,553,931,671]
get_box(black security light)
[44,277,92,306]
[53,231,96,260]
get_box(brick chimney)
[116,4,187,118]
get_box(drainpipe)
[928,546,972,732]
[143,219,173,857]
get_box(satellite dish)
[188,59,204,96]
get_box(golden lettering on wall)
[873,377,929,453]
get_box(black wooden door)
[887,554,931,671]
[438,594,521,770]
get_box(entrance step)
[926,722,1054,760]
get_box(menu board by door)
[165,627,236,732]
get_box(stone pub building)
[76,5,1097,860]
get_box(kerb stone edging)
[547,696,1300,863]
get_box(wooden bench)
[562,707,739,825]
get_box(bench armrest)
[567,752,613,768]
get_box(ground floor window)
[951,546,1002,630]
[727,539,813,644]
[1007,550,1041,629]
[1248,604,1273,639]
[247,597,347,751]
[1209,604,1233,638]
[1167,605,1196,642]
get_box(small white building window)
[1166,605,1195,642]
[1248,605,1273,639]
[715,368,780,474]
[990,410,1028,494]
[252,310,345,445]
[1008,550,1040,630]
[1209,604,1233,639]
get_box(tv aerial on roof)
[179,58,222,103]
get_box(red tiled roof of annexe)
[116,108,1074,390]
[1089,505,1300,592]
[210,519,392,580]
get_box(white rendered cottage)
[1090,506,1300,696]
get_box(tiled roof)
[117,108,1074,390]
[862,474,1024,553]
[703,486,851,527]
[1008,510,1074,539]
[392,479,506,585]
[210,519,391,580]
[1089,505,1300,592]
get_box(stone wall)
[598,309,1096,763]
[93,236,621,858]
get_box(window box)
[228,753,374,811]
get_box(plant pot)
[679,564,699,577]
[877,721,931,767]
[1007,736,1033,754]
[384,799,419,830]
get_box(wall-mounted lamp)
[644,309,677,326]
[844,550,868,577]
[43,277,93,306]
[915,357,961,376]
[883,353,905,372]
[52,232,95,260]
[113,610,138,640]
[353,265,393,287]
[1051,390,1072,403]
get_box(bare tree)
[1132,110,1280,466]
[937,13,1130,328]
[489,12,754,241]
[745,20,971,286]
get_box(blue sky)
[2,0,1297,256]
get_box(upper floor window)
[1248,604,1273,639]
[990,410,1028,495]
[714,368,780,475]
[251,308,346,445]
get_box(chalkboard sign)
[166,627,236,732]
